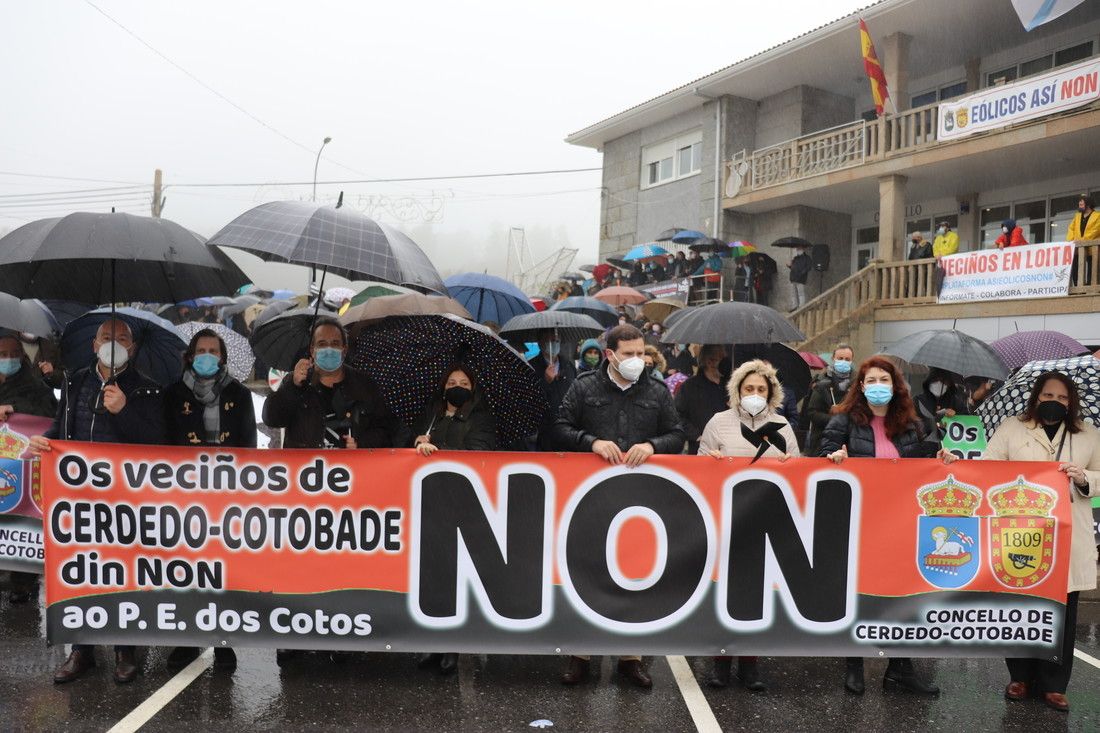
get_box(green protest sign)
[941,415,987,459]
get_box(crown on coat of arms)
[0,426,30,459]
[989,476,1057,517]
[917,476,982,517]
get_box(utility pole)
[151,168,165,218]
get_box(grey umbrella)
[660,301,804,346]
[207,201,445,294]
[0,294,61,338]
[499,310,604,344]
[880,329,1009,380]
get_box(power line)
[166,167,602,189]
[81,0,368,177]
[0,186,148,201]
[0,170,143,185]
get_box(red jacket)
[995,227,1028,248]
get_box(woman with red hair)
[819,355,949,697]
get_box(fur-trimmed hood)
[726,359,785,412]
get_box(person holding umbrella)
[409,365,497,675]
[30,319,166,685]
[982,371,1100,712]
[819,356,950,697]
[529,329,577,450]
[0,333,57,604]
[553,324,685,689]
[161,329,257,673]
[263,318,401,450]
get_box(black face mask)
[1036,400,1068,425]
[445,386,472,408]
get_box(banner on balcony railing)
[43,443,1073,659]
[637,277,691,301]
[0,415,52,574]
[939,57,1100,141]
[937,241,1074,304]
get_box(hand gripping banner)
[42,444,1072,659]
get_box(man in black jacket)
[553,324,684,689]
[263,318,401,450]
[803,343,854,456]
[788,245,812,311]
[30,319,166,685]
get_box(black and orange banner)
[43,443,1073,658]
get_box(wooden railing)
[790,241,1100,352]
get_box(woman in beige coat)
[699,359,800,692]
[982,370,1100,713]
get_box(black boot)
[166,647,201,671]
[213,647,237,671]
[439,653,459,675]
[707,657,732,688]
[844,657,865,695]
[275,649,298,667]
[883,658,939,696]
[738,657,767,693]
[417,653,442,670]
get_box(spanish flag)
[859,19,890,117]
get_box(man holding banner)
[553,323,684,688]
[30,319,166,685]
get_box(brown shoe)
[1004,681,1028,701]
[1044,692,1069,712]
[560,656,589,685]
[617,659,652,689]
[114,649,139,684]
[53,649,96,684]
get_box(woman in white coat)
[982,370,1100,713]
[699,359,799,692]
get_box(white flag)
[1011,0,1087,30]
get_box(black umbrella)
[731,343,812,401]
[499,310,604,344]
[656,227,687,242]
[249,305,337,372]
[61,307,186,386]
[0,212,248,302]
[771,236,813,248]
[662,305,696,329]
[687,237,728,252]
[39,300,94,330]
[880,329,1009,380]
[347,314,548,446]
[0,294,61,338]
[660,302,805,346]
[207,200,445,294]
[550,296,619,328]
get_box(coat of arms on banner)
[917,475,982,588]
[989,477,1058,589]
[0,459,25,514]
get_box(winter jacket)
[664,345,695,376]
[907,241,933,260]
[914,378,970,443]
[164,377,257,447]
[45,364,165,444]
[553,364,684,454]
[995,222,1027,248]
[932,230,959,257]
[264,365,401,449]
[0,359,57,418]
[803,370,850,454]
[984,417,1100,593]
[818,412,934,459]
[789,252,812,284]
[410,394,497,451]
[1067,211,1100,241]
[577,339,603,374]
[699,402,800,460]
[530,352,577,449]
[675,372,728,454]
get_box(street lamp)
[312,136,332,202]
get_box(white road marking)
[666,655,722,733]
[1074,647,1100,670]
[106,649,213,733]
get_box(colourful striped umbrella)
[728,241,757,258]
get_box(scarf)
[182,368,233,443]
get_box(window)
[910,82,967,108]
[1055,41,1093,67]
[980,205,1011,248]
[1020,55,1054,77]
[854,227,879,271]
[911,90,937,108]
[939,81,968,100]
[987,66,1019,86]
[985,41,1094,88]
[978,194,1099,247]
[640,130,703,189]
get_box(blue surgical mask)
[0,358,20,377]
[542,341,561,358]
[833,359,852,375]
[314,347,344,372]
[191,353,221,378]
[864,384,893,406]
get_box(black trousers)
[1006,591,1079,695]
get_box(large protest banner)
[44,443,1072,659]
[937,241,1074,304]
[0,415,53,573]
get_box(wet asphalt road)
[3,574,1100,732]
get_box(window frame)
[640,129,704,190]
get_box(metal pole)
[310,137,332,293]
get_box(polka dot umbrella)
[348,314,548,446]
[976,355,1100,437]
[989,330,1089,370]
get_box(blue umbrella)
[670,230,708,244]
[444,273,535,325]
[621,243,671,262]
[550,296,620,328]
[61,307,187,386]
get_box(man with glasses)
[29,318,166,685]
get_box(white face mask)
[741,394,767,416]
[938,227,947,235]
[97,341,129,370]
[929,381,947,398]
[612,354,646,383]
